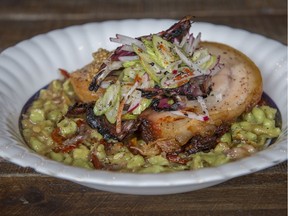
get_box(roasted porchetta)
[68,16,263,157]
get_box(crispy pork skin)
[70,49,110,102]
[139,42,263,146]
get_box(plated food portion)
[20,16,281,173]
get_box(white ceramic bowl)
[0,19,287,195]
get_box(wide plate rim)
[0,19,287,192]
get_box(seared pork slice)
[70,49,110,102]
[139,41,263,146]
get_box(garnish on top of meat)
[68,16,263,156]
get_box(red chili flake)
[183,67,193,75]
[51,127,66,145]
[134,74,142,83]
[59,68,70,79]
[91,153,104,169]
[203,116,209,121]
[166,153,188,165]
[54,143,79,153]
[127,103,140,113]
[51,121,86,153]
[159,43,166,51]
[76,119,85,127]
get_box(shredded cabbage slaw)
[93,31,223,132]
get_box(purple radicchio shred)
[155,15,192,43]
[151,97,183,111]
[139,75,212,111]
[88,64,108,91]
[110,46,136,61]
[88,16,193,92]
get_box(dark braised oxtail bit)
[138,75,212,111]
[65,101,141,141]
[182,124,230,155]
[65,102,92,117]
[88,16,193,93]
[86,105,141,141]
